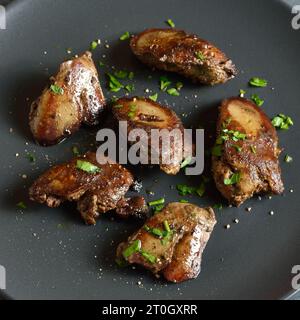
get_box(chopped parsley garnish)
[284,155,293,163]
[167,88,180,96]
[125,84,135,93]
[232,145,242,152]
[219,129,247,143]
[195,51,206,61]
[163,220,171,233]
[128,72,134,80]
[114,70,128,79]
[251,94,264,107]
[153,204,165,213]
[224,172,241,185]
[145,220,173,247]
[26,153,36,163]
[16,202,27,210]
[176,184,195,196]
[176,82,183,91]
[149,93,158,102]
[115,258,128,268]
[160,76,172,91]
[50,84,64,95]
[272,114,294,130]
[122,239,156,264]
[120,32,130,41]
[122,240,141,259]
[149,198,165,213]
[106,73,124,92]
[140,250,157,264]
[166,19,175,28]
[90,40,98,50]
[180,156,192,169]
[249,77,268,87]
[239,89,246,97]
[76,160,101,174]
[176,177,209,197]
[195,181,206,197]
[72,146,80,156]
[128,104,137,119]
[149,198,165,207]
[179,199,189,203]
[114,104,123,109]
[213,203,223,210]
[99,61,105,67]
[211,145,222,157]
[144,225,165,238]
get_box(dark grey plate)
[0,0,299,300]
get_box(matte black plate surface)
[0,0,299,300]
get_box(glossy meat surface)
[29,52,105,146]
[116,202,216,283]
[212,98,284,206]
[131,28,237,85]
[113,97,192,175]
[29,152,147,225]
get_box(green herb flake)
[249,77,268,87]
[127,104,137,119]
[114,70,128,79]
[153,204,165,213]
[160,76,172,92]
[224,172,241,185]
[128,112,135,119]
[106,73,124,92]
[239,89,246,97]
[151,228,165,238]
[122,239,141,259]
[251,94,264,107]
[149,93,158,102]
[26,153,36,163]
[125,84,135,93]
[50,84,64,95]
[167,88,180,96]
[115,258,128,268]
[163,220,171,233]
[176,82,183,91]
[195,51,206,61]
[166,19,175,28]
[195,182,206,197]
[213,203,223,210]
[212,145,222,157]
[232,145,242,152]
[76,160,101,174]
[272,114,294,130]
[128,72,135,80]
[176,184,195,196]
[90,40,98,50]
[180,156,192,169]
[72,146,80,157]
[284,155,293,163]
[179,199,189,203]
[99,61,105,67]
[16,202,27,210]
[140,250,157,264]
[149,198,165,207]
[120,32,130,41]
